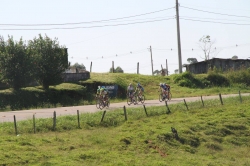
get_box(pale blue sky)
[1,0,250,75]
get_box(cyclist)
[96,86,101,98]
[127,83,135,100]
[164,83,171,100]
[159,83,168,99]
[100,86,108,99]
[136,83,144,96]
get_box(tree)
[232,55,238,60]
[187,58,198,64]
[0,36,33,90]
[198,35,217,60]
[109,66,124,73]
[28,34,68,90]
[71,63,86,70]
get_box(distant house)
[185,58,250,74]
[63,67,90,82]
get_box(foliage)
[0,83,86,110]
[232,55,238,59]
[0,36,33,90]
[226,67,250,86]
[187,58,198,64]
[207,70,230,86]
[198,35,217,60]
[28,34,69,90]
[71,62,86,70]
[173,72,203,88]
[109,66,124,73]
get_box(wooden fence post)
[239,90,242,103]
[219,93,223,105]
[165,101,171,114]
[13,115,18,135]
[77,110,80,128]
[184,99,189,110]
[123,106,127,121]
[53,111,56,131]
[33,114,36,134]
[201,96,204,107]
[143,105,148,116]
[101,110,106,122]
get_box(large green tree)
[28,34,68,89]
[0,36,33,90]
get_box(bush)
[226,68,250,86]
[173,72,203,88]
[206,71,230,87]
[0,83,87,111]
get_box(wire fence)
[0,91,248,136]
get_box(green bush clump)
[226,68,250,86]
[0,83,87,110]
[173,72,203,88]
[206,71,230,87]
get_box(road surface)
[0,93,248,123]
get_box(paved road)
[0,93,248,123]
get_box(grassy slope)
[83,72,250,100]
[0,96,250,165]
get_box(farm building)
[185,58,250,74]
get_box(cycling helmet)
[98,86,100,89]
[137,83,140,86]
[160,83,163,86]
[129,83,132,86]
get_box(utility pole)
[112,61,114,73]
[149,46,154,75]
[90,61,92,72]
[137,62,139,74]
[166,59,169,76]
[176,0,182,73]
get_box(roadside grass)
[0,95,250,165]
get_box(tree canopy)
[109,66,124,73]
[0,36,33,90]
[198,35,217,60]
[28,34,69,89]
[187,58,198,64]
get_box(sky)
[1,0,250,75]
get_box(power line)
[180,18,250,25]
[0,7,175,26]
[180,16,250,23]
[181,6,250,19]
[0,18,175,30]
[180,3,250,12]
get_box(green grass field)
[0,95,249,166]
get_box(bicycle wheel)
[132,96,137,105]
[106,100,110,108]
[139,95,145,104]
[96,98,100,109]
[167,92,172,101]
[127,96,132,105]
[99,100,104,110]
[159,94,163,102]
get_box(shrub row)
[0,83,87,111]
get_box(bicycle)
[127,92,137,105]
[96,95,110,109]
[159,90,172,102]
[136,91,145,104]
